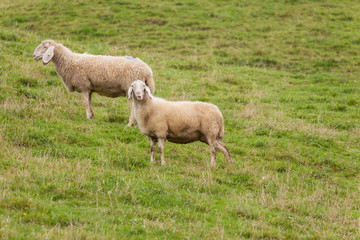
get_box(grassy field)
[1,0,360,239]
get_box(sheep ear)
[43,46,55,65]
[127,86,133,100]
[145,86,152,99]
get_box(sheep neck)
[51,44,73,67]
[133,96,152,117]
[134,96,151,107]
[133,96,153,131]
[51,44,75,91]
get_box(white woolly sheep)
[33,39,155,126]
[128,80,233,166]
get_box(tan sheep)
[128,80,233,166]
[33,39,155,126]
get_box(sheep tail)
[145,74,155,94]
[218,123,224,140]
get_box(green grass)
[1,0,360,239]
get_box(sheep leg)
[127,101,136,126]
[158,138,165,165]
[149,137,157,163]
[81,91,94,119]
[209,140,217,167]
[216,141,233,165]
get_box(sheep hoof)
[127,122,136,127]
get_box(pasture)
[0,0,359,239]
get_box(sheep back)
[137,99,224,144]
[79,55,153,97]
[53,44,154,97]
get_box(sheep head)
[33,40,56,65]
[128,80,153,101]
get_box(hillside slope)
[0,0,360,239]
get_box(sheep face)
[33,40,56,65]
[128,80,152,101]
